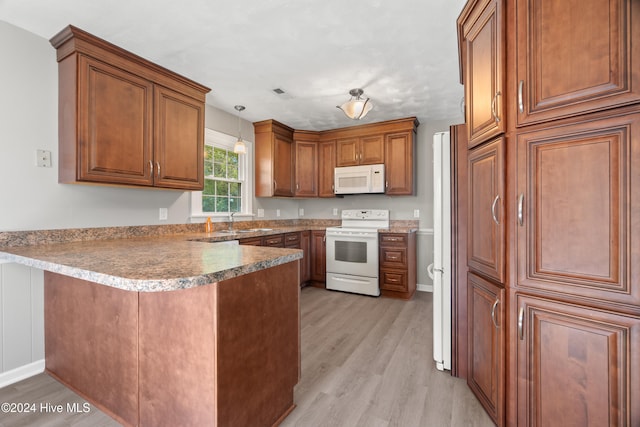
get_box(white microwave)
[334,164,385,194]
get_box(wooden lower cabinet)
[299,231,311,284]
[310,230,326,284]
[513,292,640,426]
[379,232,416,300]
[467,272,504,426]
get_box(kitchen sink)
[237,228,273,233]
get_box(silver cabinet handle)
[518,193,525,226]
[518,80,524,113]
[149,160,153,175]
[491,194,500,225]
[518,307,525,340]
[273,180,277,191]
[491,91,501,122]
[156,162,160,178]
[491,299,500,329]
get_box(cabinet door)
[468,137,504,283]
[77,55,154,186]
[515,293,640,426]
[154,86,204,190]
[516,113,640,308]
[459,0,505,148]
[516,0,640,126]
[384,131,414,195]
[359,134,384,165]
[310,230,326,282]
[336,138,359,166]
[300,231,311,284]
[273,134,294,197]
[294,141,317,197]
[467,273,504,426]
[318,140,336,197]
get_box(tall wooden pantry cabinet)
[457,0,640,425]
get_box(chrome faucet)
[228,212,238,232]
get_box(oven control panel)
[341,209,389,220]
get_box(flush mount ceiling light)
[337,88,373,120]
[233,105,247,154]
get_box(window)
[191,129,252,218]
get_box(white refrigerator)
[429,131,452,371]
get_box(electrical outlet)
[414,209,420,218]
[159,208,168,221]
[333,208,338,216]
[276,209,281,217]
[299,208,304,216]
[257,208,264,218]
[36,149,52,167]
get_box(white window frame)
[190,128,253,220]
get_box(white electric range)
[325,209,390,296]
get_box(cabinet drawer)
[379,233,408,246]
[380,270,408,292]
[263,234,285,247]
[284,232,301,247]
[239,237,263,246]
[380,247,407,268]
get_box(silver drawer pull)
[518,193,525,226]
[491,91,501,122]
[491,299,500,329]
[518,80,524,113]
[518,307,525,340]
[491,194,500,225]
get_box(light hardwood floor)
[0,287,493,427]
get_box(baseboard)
[417,283,433,292]
[0,359,45,388]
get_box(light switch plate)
[257,208,264,218]
[333,208,338,216]
[414,209,420,218]
[299,208,304,216]
[276,209,281,217]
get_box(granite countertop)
[0,221,419,292]
[0,234,302,292]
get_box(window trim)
[190,128,253,219]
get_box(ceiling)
[0,0,466,131]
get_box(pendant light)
[337,88,373,120]
[233,105,247,154]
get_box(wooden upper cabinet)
[318,140,336,197]
[384,131,415,195]
[154,86,204,190]
[458,0,505,148]
[74,55,154,186]
[515,293,640,426]
[515,0,640,126]
[468,137,505,283]
[336,134,384,166]
[516,112,640,311]
[254,120,294,197]
[257,117,417,198]
[467,272,504,426]
[293,131,318,197]
[51,25,209,190]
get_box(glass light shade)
[337,97,373,120]
[233,139,247,154]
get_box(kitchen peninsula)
[0,234,302,427]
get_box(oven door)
[325,230,379,278]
